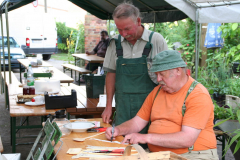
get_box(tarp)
[1,0,240,23]
[166,0,240,23]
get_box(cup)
[34,96,45,104]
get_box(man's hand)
[105,126,120,140]
[121,133,149,144]
[86,51,91,55]
[101,105,112,123]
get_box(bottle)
[27,64,34,86]
[29,86,35,95]
[52,110,71,137]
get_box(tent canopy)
[1,0,240,23]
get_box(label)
[27,78,34,86]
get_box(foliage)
[148,18,203,73]
[66,30,75,63]
[226,77,240,97]
[56,21,85,63]
[56,22,69,39]
[214,102,238,120]
[214,23,240,65]
[197,60,232,95]
[107,20,119,38]
[57,43,67,52]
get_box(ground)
[0,58,236,160]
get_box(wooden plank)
[62,64,92,74]
[72,54,104,63]
[17,59,52,69]
[0,135,3,153]
[61,86,86,112]
[50,67,74,83]
[10,95,58,117]
[17,59,74,83]
[64,85,97,112]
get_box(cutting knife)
[111,119,115,142]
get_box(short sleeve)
[137,86,161,121]
[103,39,117,73]
[183,86,214,129]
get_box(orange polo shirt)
[137,76,217,154]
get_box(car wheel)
[43,54,51,61]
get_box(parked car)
[1,36,26,70]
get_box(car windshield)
[0,37,20,48]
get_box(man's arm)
[105,116,148,140]
[101,72,116,123]
[86,50,95,55]
[121,125,201,148]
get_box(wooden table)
[17,59,74,84]
[72,54,104,64]
[54,118,127,160]
[0,136,3,153]
[72,54,104,80]
[2,71,114,153]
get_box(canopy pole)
[194,9,199,80]
[198,23,202,67]
[154,12,156,32]
[0,13,3,95]
[108,19,110,37]
[5,2,11,84]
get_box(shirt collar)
[121,25,149,42]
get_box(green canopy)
[0,0,188,23]
[67,0,188,23]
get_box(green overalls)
[114,32,157,135]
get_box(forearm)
[146,126,200,148]
[117,116,148,136]
[106,72,116,108]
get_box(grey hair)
[112,1,140,21]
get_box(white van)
[1,12,57,60]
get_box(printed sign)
[204,23,223,48]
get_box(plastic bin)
[84,74,105,98]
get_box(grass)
[51,53,74,61]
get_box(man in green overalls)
[102,2,168,145]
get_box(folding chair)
[26,118,63,160]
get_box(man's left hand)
[121,133,149,144]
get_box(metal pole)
[1,13,6,106]
[153,12,156,32]
[194,9,199,80]
[44,0,47,13]
[0,14,2,94]
[198,23,202,67]
[108,19,110,37]
[5,2,11,84]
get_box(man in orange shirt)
[105,50,218,160]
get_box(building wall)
[84,15,107,52]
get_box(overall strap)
[149,86,161,123]
[182,80,199,152]
[182,80,199,116]
[142,31,154,57]
[114,34,123,57]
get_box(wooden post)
[200,23,208,67]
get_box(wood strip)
[0,135,3,153]
[60,86,86,112]
[63,85,98,112]
[62,64,91,74]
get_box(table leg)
[11,117,16,153]
[19,63,22,83]
[75,57,77,81]
[222,135,225,160]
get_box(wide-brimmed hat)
[150,50,186,72]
